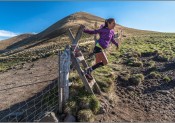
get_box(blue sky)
[0,1,175,40]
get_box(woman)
[83,18,120,79]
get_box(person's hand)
[116,46,119,51]
[116,43,119,50]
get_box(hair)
[102,18,115,28]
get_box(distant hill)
[0,34,34,52]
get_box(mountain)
[1,12,162,54]
[0,34,34,52]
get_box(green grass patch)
[77,109,94,122]
[130,74,145,86]
[148,71,161,78]
[163,75,172,82]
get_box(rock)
[64,114,76,122]
[157,90,170,95]
[13,65,23,70]
[127,86,135,91]
[111,111,116,115]
[98,107,106,114]
[39,112,58,122]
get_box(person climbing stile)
[82,18,121,80]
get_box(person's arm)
[111,35,119,48]
[83,28,101,34]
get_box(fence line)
[0,79,58,122]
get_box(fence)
[0,48,62,122]
[0,45,72,122]
[0,77,58,122]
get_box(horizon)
[0,1,175,41]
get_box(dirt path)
[0,55,58,111]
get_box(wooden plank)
[71,26,85,52]
[68,28,75,43]
[71,53,94,95]
[94,82,102,95]
[74,25,85,44]
[76,56,85,63]
[81,60,88,69]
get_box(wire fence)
[0,47,64,122]
[0,78,58,122]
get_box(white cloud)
[0,30,18,37]
[0,30,19,41]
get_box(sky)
[0,1,175,41]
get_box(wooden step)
[76,55,85,62]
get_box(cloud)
[0,30,19,41]
[0,30,18,37]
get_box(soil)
[95,55,175,122]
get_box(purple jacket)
[83,28,118,49]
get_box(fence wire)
[0,79,58,122]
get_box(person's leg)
[85,47,108,79]
[92,51,108,70]
[87,51,108,74]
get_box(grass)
[163,75,172,83]
[93,65,114,93]
[77,109,94,122]
[0,60,23,72]
[148,71,161,79]
[130,74,145,86]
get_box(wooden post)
[58,50,63,113]
[63,46,70,103]
[58,46,70,113]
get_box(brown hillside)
[0,34,33,51]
